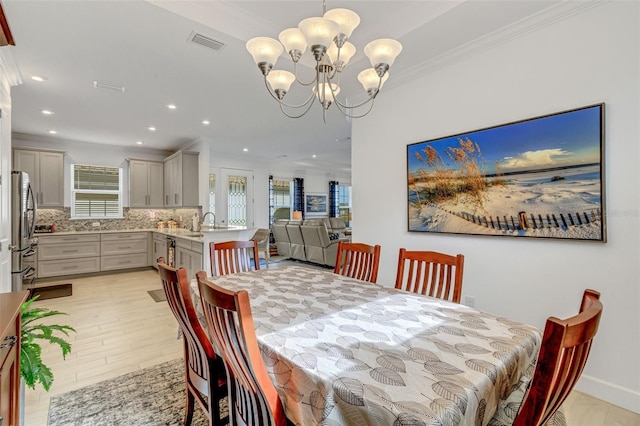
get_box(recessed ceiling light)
[136,141,143,145]
[41,110,54,115]
[202,120,210,125]
[243,148,249,152]
[166,104,177,110]
[48,130,57,134]
[147,126,156,131]
[31,75,47,82]
[93,80,125,93]
[312,154,317,158]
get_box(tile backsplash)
[37,208,202,232]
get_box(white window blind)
[71,164,123,218]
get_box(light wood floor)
[25,267,640,426]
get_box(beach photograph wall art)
[406,103,606,242]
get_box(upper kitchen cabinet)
[164,151,198,207]
[128,159,163,208]
[13,148,64,208]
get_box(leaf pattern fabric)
[191,266,541,425]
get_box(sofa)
[272,218,350,267]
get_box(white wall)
[352,1,639,412]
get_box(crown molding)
[393,0,608,88]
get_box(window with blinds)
[70,164,123,218]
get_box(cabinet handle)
[165,195,169,205]
[62,237,79,241]
[62,249,79,253]
[1,335,17,349]
[118,260,132,264]
[62,265,78,270]
[118,246,132,250]
[175,193,178,204]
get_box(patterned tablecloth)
[192,265,541,426]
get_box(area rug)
[147,288,166,302]
[48,359,225,426]
[32,283,73,300]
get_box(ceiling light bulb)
[246,37,283,75]
[48,130,57,134]
[41,110,54,115]
[202,120,210,125]
[323,8,360,40]
[147,126,156,131]
[31,76,47,82]
[364,39,403,70]
[312,154,317,158]
[136,141,143,145]
[243,148,249,152]
[166,104,177,110]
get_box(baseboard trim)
[575,374,640,414]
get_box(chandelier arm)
[293,61,319,87]
[263,77,316,109]
[333,96,377,119]
[333,93,375,109]
[279,97,317,119]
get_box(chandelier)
[246,1,402,122]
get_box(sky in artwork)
[407,104,603,175]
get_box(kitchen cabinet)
[13,149,64,208]
[152,233,168,269]
[38,234,100,277]
[100,232,149,271]
[0,291,29,426]
[129,159,163,208]
[174,237,203,280]
[163,151,198,207]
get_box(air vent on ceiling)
[93,81,125,93]
[188,31,226,52]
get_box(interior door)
[218,168,253,228]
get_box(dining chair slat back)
[334,241,381,284]
[395,249,464,303]
[512,289,603,426]
[157,257,227,426]
[210,240,260,276]
[196,272,289,426]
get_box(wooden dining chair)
[490,289,603,426]
[196,271,290,426]
[210,240,260,276]
[395,249,464,303]
[333,241,381,283]
[156,258,228,426]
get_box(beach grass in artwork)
[406,104,605,241]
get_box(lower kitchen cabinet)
[152,233,168,268]
[175,237,203,281]
[100,232,149,271]
[38,234,101,278]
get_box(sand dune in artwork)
[409,164,602,239]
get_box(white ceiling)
[3,0,561,173]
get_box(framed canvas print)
[305,193,328,216]
[406,103,606,242]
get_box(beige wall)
[352,1,639,412]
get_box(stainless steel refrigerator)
[11,171,38,292]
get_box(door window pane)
[228,175,247,227]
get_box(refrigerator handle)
[27,183,37,239]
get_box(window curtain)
[293,177,304,219]
[268,175,274,223]
[329,180,339,217]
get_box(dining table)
[190,265,542,426]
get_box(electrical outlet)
[92,222,100,227]
[464,296,475,308]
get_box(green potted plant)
[20,296,76,391]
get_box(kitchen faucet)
[201,211,215,227]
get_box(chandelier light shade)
[246,1,402,122]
